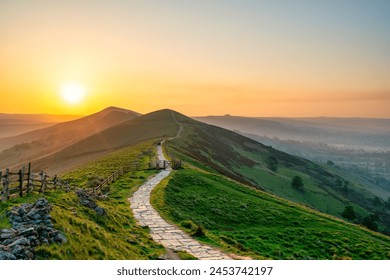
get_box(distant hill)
[0,113,81,138]
[195,116,390,148]
[0,107,141,170]
[31,109,178,175]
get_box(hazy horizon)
[1,0,389,117]
[1,106,390,120]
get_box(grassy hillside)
[165,112,390,233]
[0,141,165,259]
[151,167,390,260]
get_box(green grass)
[165,116,390,234]
[176,251,198,260]
[61,140,157,187]
[0,140,165,259]
[151,168,390,260]
[35,171,164,259]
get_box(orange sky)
[1,1,389,117]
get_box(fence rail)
[1,147,175,202]
[91,161,139,193]
[1,163,71,202]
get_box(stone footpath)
[130,145,232,260]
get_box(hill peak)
[141,109,194,123]
[95,106,141,117]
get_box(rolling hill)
[19,108,389,234]
[164,111,390,234]
[1,107,390,259]
[30,109,178,175]
[0,107,141,171]
[152,168,390,259]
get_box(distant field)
[151,168,390,260]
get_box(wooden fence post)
[2,169,10,201]
[18,166,25,197]
[26,162,32,194]
[39,171,47,193]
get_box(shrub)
[341,205,356,221]
[291,176,304,190]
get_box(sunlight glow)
[60,82,86,104]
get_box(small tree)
[327,160,335,166]
[361,215,378,231]
[341,205,356,221]
[267,156,279,172]
[291,176,304,190]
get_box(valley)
[195,116,390,182]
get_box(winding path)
[129,113,232,260]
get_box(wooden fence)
[0,163,71,202]
[91,161,139,193]
[1,148,181,202]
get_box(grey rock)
[0,244,10,251]
[95,207,106,216]
[18,227,37,237]
[30,219,42,225]
[53,233,67,244]
[34,198,50,208]
[28,214,42,220]
[0,251,16,260]
[8,237,30,248]
[40,238,49,244]
[2,238,14,246]
[25,249,34,260]
[27,208,49,219]
[27,235,38,246]
[11,245,25,258]
[18,207,27,216]
[42,219,52,226]
[0,230,16,240]
[10,216,23,223]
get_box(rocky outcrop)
[0,198,66,260]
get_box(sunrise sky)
[1,0,389,117]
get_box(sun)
[60,82,86,104]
